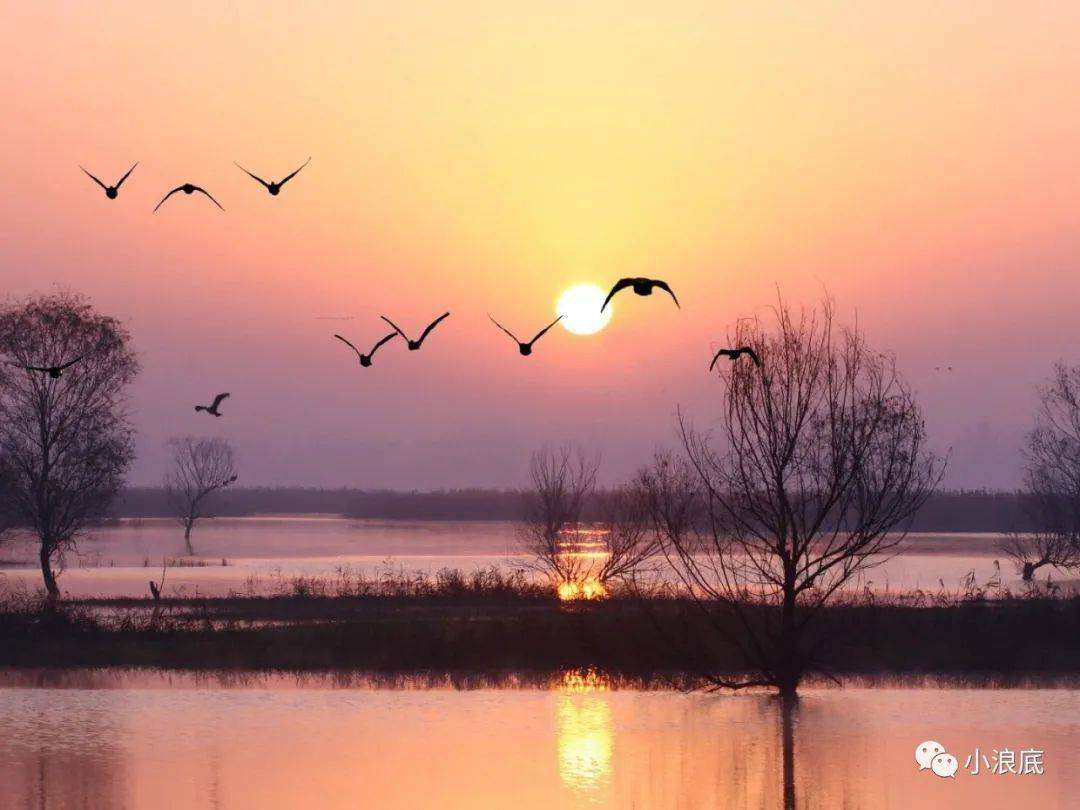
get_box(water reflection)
[0,518,1024,598]
[557,698,613,796]
[781,696,797,810]
[0,694,126,810]
[557,669,614,798]
[0,671,1078,809]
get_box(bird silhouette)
[154,184,224,212]
[488,314,563,356]
[334,332,399,367]
[379,312,451,351]
[195,392,230,416]
[81,163,137,200]
[234,157,311,196]
[601,278,679,312]
[12,355,85,379]
[709,346,761,370]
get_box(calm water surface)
[0,670,1076,809]
[0,517,1036,598]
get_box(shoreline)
[3,595,1078,680]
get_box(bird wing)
[211,392,230,409]
[416,312,451,346]
[80,166,107,190]
[234,163,271,189]
[23,365,51,373]
[115,162,138,188]
[334,334,363,359]
[153,186,184,212]
[743,347,762,367]
[278,156,311,187]
[191,186,225,210]
[379,315,409,341]
[56,355,86,371]
[601,279,634,312]
[529,315,563,344]
[488,315,519,344]
[708,349,727,371]
[368,332,399,357]
[653,280,680,308]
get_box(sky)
[3,2,1080,489]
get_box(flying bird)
[334,332,399,367]
[488,314,563,356]
[234,157,311,196]
[709,346,761,371]
[80,163,137,200]
[11,355,85,379]
[379,312,451,351]
[195,393,230,417]
[154,184,224,212]
[600,278,679,312]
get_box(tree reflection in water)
[780,695,798,810]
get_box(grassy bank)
[2,589,1078,681]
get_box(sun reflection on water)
[556,669,614,797]
[555,528,613,601]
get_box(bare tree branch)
[1001,363,1080,582]
[0,292,138,598]
[641,295,941,695]
[518,446,658,597]
[163,436,238,555]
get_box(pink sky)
[3,2,1080,488]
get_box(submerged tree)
[642,297,941,696]
[1001,363,1080,581]
[164,436,238,555]
[519,446,657,597]
[0,293,138,597]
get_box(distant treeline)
[111,487,1036,532]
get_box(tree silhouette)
[520,446,658,597]
[0,293,138,598]
[1002,363,1080,582]
[642,296,941,695]
[164,436,238,556]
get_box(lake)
[0,670,1076,809]
[1,521,1076,809]
[0,517,1037,599]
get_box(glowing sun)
[556,284,613,335]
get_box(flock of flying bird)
[79,158,312,212]
[4,160,763,419]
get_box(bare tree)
[590,483,662,587]
[0,293,138,598]
[1001,363,1080,581]
[642,297,941,695]
[0,464,13,551]
[519,446,659,597]
[164,436,238,555]
[520,446,599,590]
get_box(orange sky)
[4,2,1080,487]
